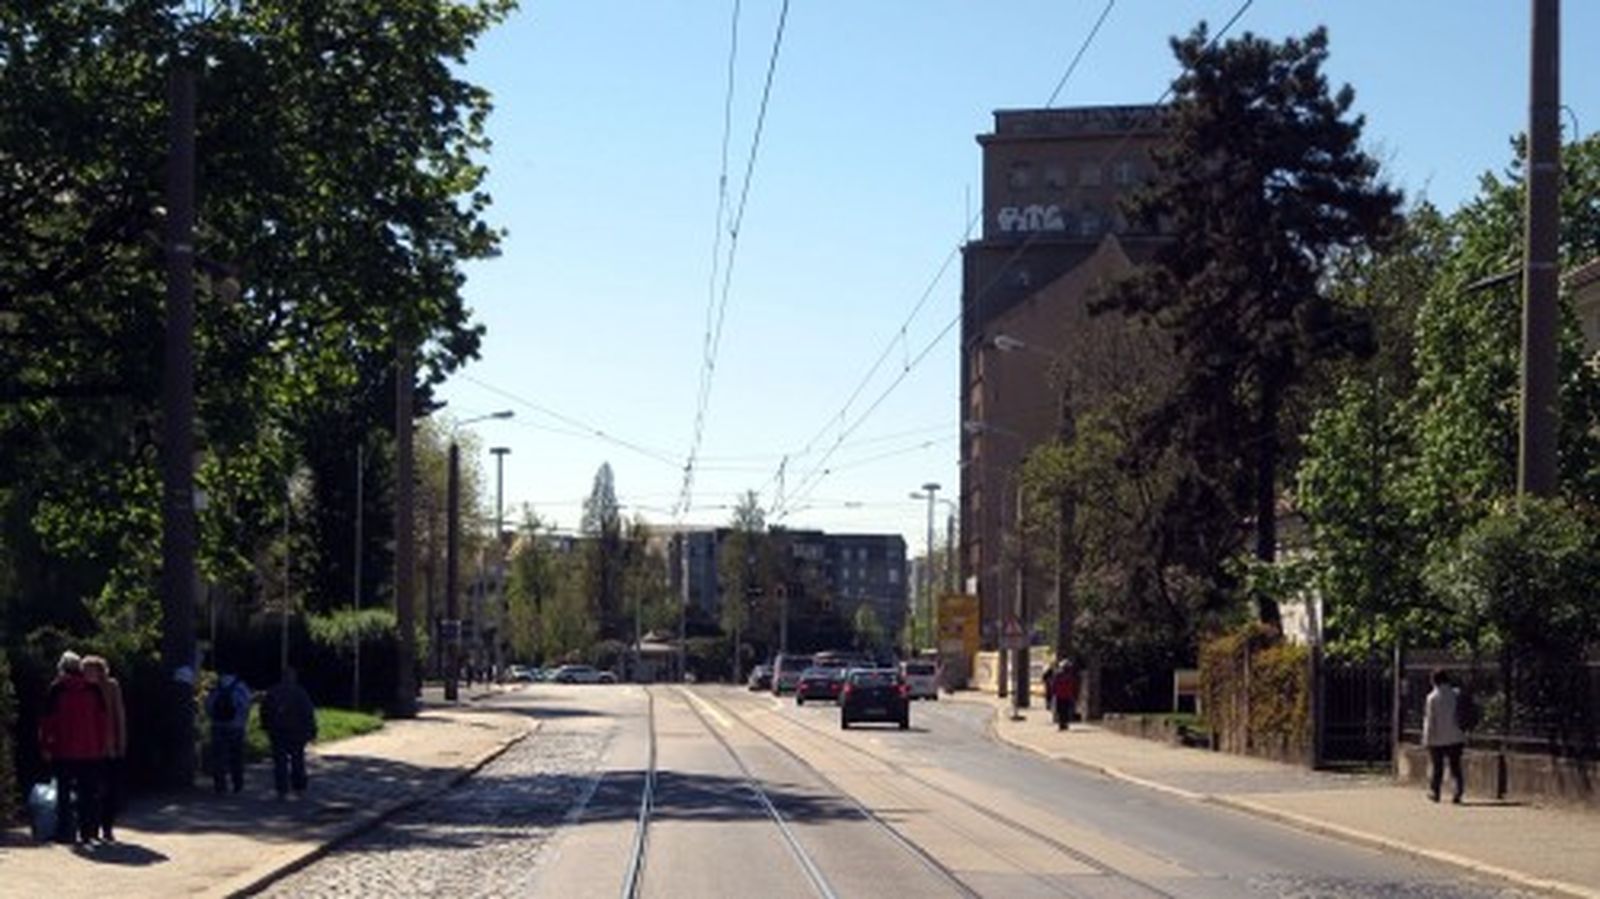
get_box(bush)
[1200,624,1311,763]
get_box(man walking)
[261,667,317,799]
[208,668,252,794]
[1422,668,1467,803]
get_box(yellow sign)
[937,594,980,659]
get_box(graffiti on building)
[997,204,1066,234]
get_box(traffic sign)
[1000,617,1027,650]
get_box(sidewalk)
[952,691,1600,899]
[0,685,533,898]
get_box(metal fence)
[1317,656,1393,766]
[1398,648,1600,758]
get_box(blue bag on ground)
[28,780,58,842]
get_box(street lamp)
[963,419,1030,713]
[908,484,940,655]
[445,410,513,702]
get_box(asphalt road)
[264,684,1536,898]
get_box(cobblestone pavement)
[1246,874,1534,898]
[260,729,611,898]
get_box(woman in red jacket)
[1052,661,1079,731]
[38,651,109,844]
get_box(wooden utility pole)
[1520,0,1560,498]
[159,62,198,788]
[392,338,419,717]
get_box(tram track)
[703,688,1183,899]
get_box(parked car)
[597,670,617,684]
[840,668,909,730]
[771,653,815,695]
[795,667,846,704]
[552,664,605,684]
[747,664,773,691]
[505,664,539,683]
[901,659,940,700]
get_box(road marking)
[679,687,734,730]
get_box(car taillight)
[841,685,852,699]
[897,683,909,698]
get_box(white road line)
[679,686,735,730]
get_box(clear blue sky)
[437,0,1599,551]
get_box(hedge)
[1199,624,1311,764]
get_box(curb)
[212,718,539,898]
[977,703,1599,899]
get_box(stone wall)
[1396,744,1599,808]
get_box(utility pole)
[445,441,462,702]
[159,60,198,788]
[352,445,364,709]
[281,478,291,676]
[393,338,419,718]
[490,446,510,680]
[945,509,956,596]
[1054,384,1076,663]
[491,447,511,544]
[1012,481,1030,709]
[1520,0,1561,499]
[921,483,940,653]
[679,534,690,681]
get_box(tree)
[505,511,562,661]
[580,463,625,638]
[1098,24,1401,626]
[719,491,774,678]
[850,603,885,653]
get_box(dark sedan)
[747,664,773,691]
[794,667,845,705]
[840,668,909,729]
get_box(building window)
[1007,162,1031,190]
[1079,163,1102,187]
[858,567,867,581]
[1043,165,1067,189]
[1079,209,1102,236]
[1114,160,1137,186]
[888,567,900,585]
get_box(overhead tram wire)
[766,0,1119,517]
[773,0,1256,520]
[682,0,743,518]
[676,0,793,520]
[460,374,683,468]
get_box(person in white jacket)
[1421,668,1466,803]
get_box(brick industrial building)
[958,105,1167,651]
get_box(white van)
[901,659,940,700]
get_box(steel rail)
[722,689,1182,899]
[674,688,840,899]
[694,689,982,899]
[620,687,658,899]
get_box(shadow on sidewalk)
[69,840,170,866]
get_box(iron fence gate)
[1318,657,1393,767]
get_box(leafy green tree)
[1098,24,1402,626]
[0,1,512,652]
[850,603,885,653]
[505,511,562,661]
[580,463,625,638]
[720,491,774,677]
[540,563,597,663]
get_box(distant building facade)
[663,526,908,638]
[959,105,1167,646]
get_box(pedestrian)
[80,655,126,842]
[1052,660,1079,731]
[260,667,317,799]
[38,651,108,843]
[207,669,252,794]
[1422,668,1466,803]
[1042,663,1057,714]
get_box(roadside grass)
[241,706,384,762]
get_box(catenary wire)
[775,0,1256,519]
[678,0,794,518]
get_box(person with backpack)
[1422,668,1467,804]
[260,667,318,799]
[207,669,252,794]
[38,651,109,843]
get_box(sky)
[435,0,1599,552]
